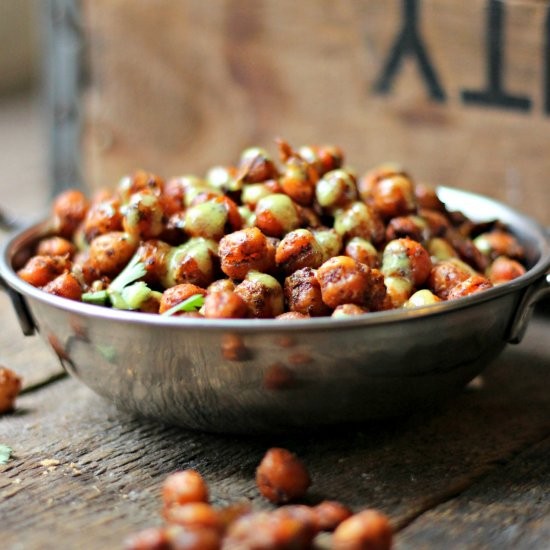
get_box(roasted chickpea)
[162,238,218,289]
[207,278,235,293]
[184,200,231,241]
[52,189,89,239]
[136,240,172,285]
[219,227,276,280]
[315,169,358,211]
[163,503,221,533]
[317,256,387,311]
[87,232,137,278]
[474,229,525,261]
[284,267,331,317]
[123,526,171,550]
[371,174,417,220]
[381,238,432,287]
[314,501,353,532]
[332,509,393,550]
[275,229,324,274]
[159,284,207,314]
[122,191,164,241]
[167,526,221,550]
[334,202,385,246]
[345,237,380,269]
[42,272,83,301]
[203,290,249,319]
[256,448,311,504]
[298,143,344,176]
[279,156,318,206]
[255,193,301,238]
[239,147,278,183]
[162,469,209,508]
[383,276,414,309]
[331,303,370,317]
[83,196,123,242]
[415,182,446,211]
[419,208,450,237]
[404,289,442,308]
[206,165,240,193]
[385,215,428,243]
[0,366,22,414]
[313,228,343,262]
[17,255,72,287]
[234,271,284,318]
[426,237,457,262]
[447,275,493,300]
[117,170,164,203]
[428,258,477,300]
[486,256,526,284]
[36,236,76,259]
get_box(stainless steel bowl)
[1,187,549,433]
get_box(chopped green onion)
[82,290,109,305]
[109,253,147,293]
[161,293,205,316]
[120,281,152,310]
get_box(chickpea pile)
[18,139,527,318]
[124,448,393,550]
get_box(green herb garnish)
[161,294,205,316]
[82,253,151,310]
[0,445,13,465]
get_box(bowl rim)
[1,185,549,333]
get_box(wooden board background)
[80,0,549,224]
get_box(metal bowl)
[1,187,549,433]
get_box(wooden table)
[1,95,549,549]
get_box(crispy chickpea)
[426,237,457,262]
[117,170,164,202]
[385,215,428,243]
[279,156,318,206]
[207,278,235,293]
[345,237,380,269]
[404,289,442,308]
[159,284,207,314]
[87,232,137,278]
[314,501,353,532]
[313,228,343,262]
[419,208,450,237]
[239,147,278,183]
[428,258,477,300]
[122,191,164,241]
[234,271,284,318]
[206,165,240,193]
[163,503,222,533]
[241,182,275,209]
[42,272,83,301]
[275,229,324,274]
[383,276,414,308]
[448,231,489,273]
[184,200,230,241]
[219,227,276,280]
[415,182,446,211]
[123,527,171,550]
[332,303,369,317]
[357,163,405,203]
[474,229,525,261]
[224,510,313,550]
[162,469,209,508]
[36,236,76,259]
[160,177,187,216]
[17,255,72,287]
[381,238,432,287]
[315,169,358,211]
[284,267,331,317]
[203,290,249,319]
[275,311,310,320]
[486,256,526,284]
[83,196,123,242]
[0,366,22,414]
[136,240,172,285]
[334,202,385,246]
[256,448,311,504]
[52,189,89,239]
[371,174,417,220]
[255,193,301,238]
[167,526,221,550]
[447,275,493,300]
[332,509,393,550]
[298,143,344,176]
[317,256,387,311]
[162,238,218,289]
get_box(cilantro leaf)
[161,294,205,316]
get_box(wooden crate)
[56,0,549,224]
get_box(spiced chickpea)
[122,191,164,241]
[203,290,249,319]
[315,169,358,211]
[404,289,442,308]
[371,174,417,220]
[117,170,165,202]
[381,238,432,287]
[474,229,525,261]
[83,196,124,242]
[17,255,72,288]
[207,278,235,293]
[298,144,344,176]
[447,275,493,300]
[314,501,353,532]
[279,156,318,206]
[0,366,22,414]
[415,182,446,211]
[36,236,76,259]
[162,469,209,508]
[206,165,240,193]
[426,237,457,262]
[42,272,83,301]
[486,256,526,284]
[332,509,393,550]
[332,303,370,317]
[334,202,385,246]
[428,258,477,300]
[255,193,301,238]
[357,163,405,203]
[52,189,89,239]
[255,448,311,504]
[123,526,171,550]
[239,147,278,183]
[275,229,324,274]
[167,526,221,550]
[163,503,222,533]
[317,256,387,311]
[219,227,276,280]
[385,215,428,243]
[87,232,137,278]
[345,237,380,269]
[418,208,450,237]
[234,271,284,318]
[284,267,331,317]
[159,284,207,315]
[136,240,172,285]
[313,228,343,262]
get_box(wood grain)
[1,314,549,549]
[80,0,549,224]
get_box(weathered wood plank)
[1,315,549,549]
[396,436,550,549]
